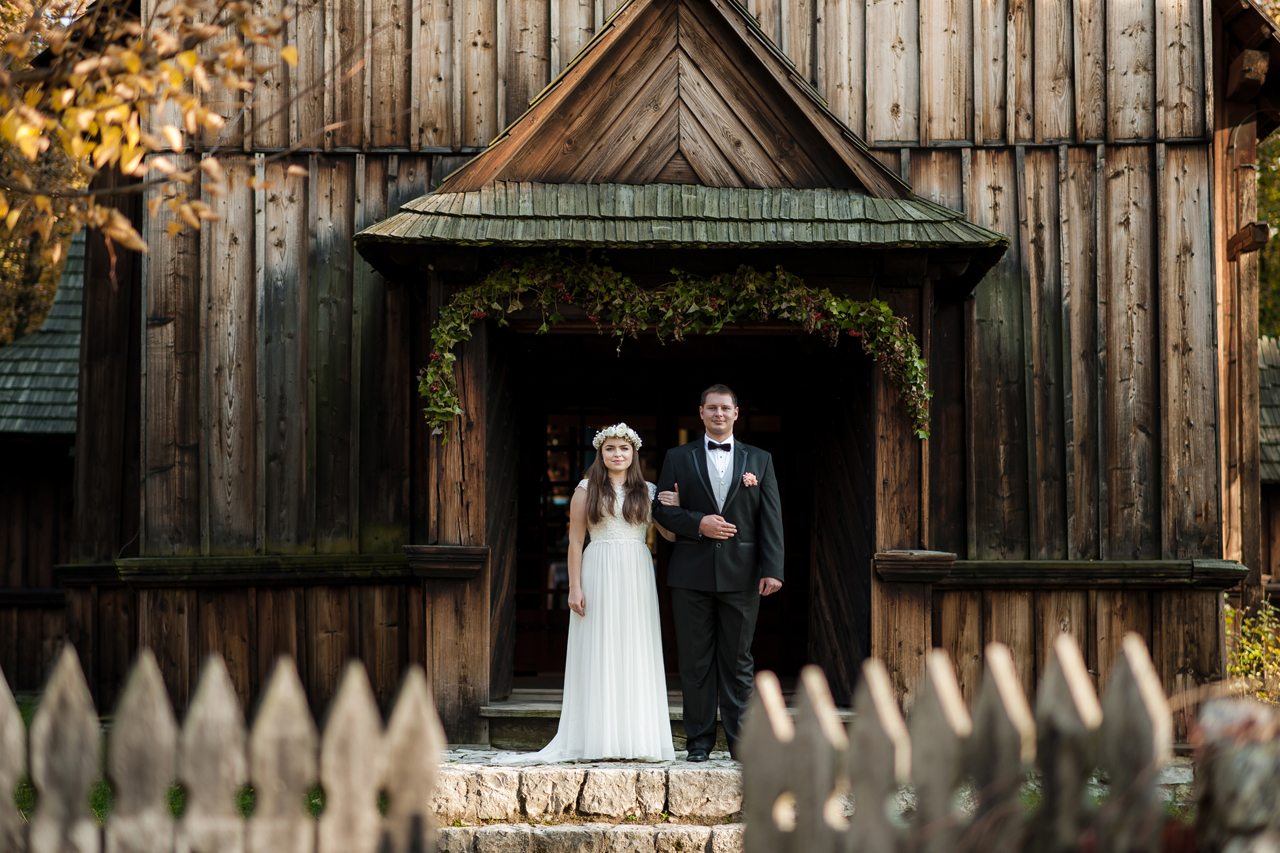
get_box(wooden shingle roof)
[1261,336,1280,484]
[0,233,84,434]
[358,181,1008,253]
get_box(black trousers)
[669,587,761,754]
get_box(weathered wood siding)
[0,436,74,693]
[113,0,1249,718]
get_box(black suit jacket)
[652,436,784,592]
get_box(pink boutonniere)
[742,472,759,487]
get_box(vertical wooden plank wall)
[116,0,1237,720]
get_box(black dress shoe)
[686,749,709,762]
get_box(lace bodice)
[577,479,656,542]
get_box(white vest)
[712,462,731,511]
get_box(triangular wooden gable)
[442,0,910,197]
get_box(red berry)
[588,315,601,322]
[471,309,485,319]
[848,330,861,338]
[429,384,439,391]
[430,352,441,360]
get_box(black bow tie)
[707,441,731,452]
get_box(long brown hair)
[584,441,650,526]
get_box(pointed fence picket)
[2,632,1278,853]
[0,668,27,853]
[106,652,178,853]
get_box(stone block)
[475,768,522,821]
[709,825,743,853]
[521,767,586,819]
[1158,757,1195,786]
[436,767,478,824]
[579,769,639,817]
[438,826,478,853]
[667,768,742,818]
[654,825,712,853]
[636,768,668,815]
[532,823,609,853]
[475,824,534,853]
[605,825,657,853]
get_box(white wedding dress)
[508,480,674,762]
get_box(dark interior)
[507,328,875,692]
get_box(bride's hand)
[657,484,680,506]
[568,587,585,617]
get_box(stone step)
[481,689,853,751]
[438,822,744,853]
[436,752,743,826]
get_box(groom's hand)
[699,515,736,539]
[759,578,783,596]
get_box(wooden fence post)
[177,656,248,853]
[29,645,101,853]
[1032,634,1102,853]
[962,642,1035,853]
[106,650,179,853]
[908,648,972,853]
[741,670,797,853]
[380,665,445,853]
[1097,633,1171,853]
[0,665,28,853]
[850,658,910,853]
[247,658,318,853]
[318,662,384,853]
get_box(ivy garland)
[418,254,933,439]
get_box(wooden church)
[2,0,1279,745]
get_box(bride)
[513,423,679,762]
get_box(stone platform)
[435,751,746,852]
[437,750,742,824]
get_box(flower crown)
[592,423,642,451]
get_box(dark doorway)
[507,328,873,693]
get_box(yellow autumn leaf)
[177,50,198,72]
[0,192,8,220]
[280,45,298,66]
[161,124,183,150]
[34,195,51,214]
[286,164,307,176]
[35,213,54,243]
[178,203,201,229]
[167,221,184,237]
[5,207,22,231]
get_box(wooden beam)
[1227,221,1271,261]
[1227,49,1270,103]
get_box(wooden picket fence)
[0,647,444,853]
[4,633,1278,853]
[740,632,1268,853]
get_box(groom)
[653,384,784,761]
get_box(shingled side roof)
[0,233,84,434]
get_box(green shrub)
[1225,601,1280,704]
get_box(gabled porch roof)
[355,0,1008,285]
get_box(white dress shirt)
[704,433,735,478]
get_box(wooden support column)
[426,316,490,744]
[871,285,927,711]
